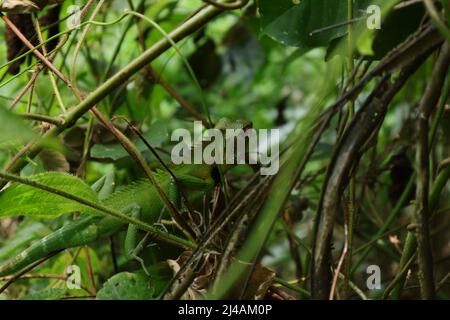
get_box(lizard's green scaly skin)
[0,164,214,276]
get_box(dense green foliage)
[0,0,449,300]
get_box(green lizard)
[0,118,252,277]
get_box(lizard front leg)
[91,172,116,200]
[123,204,152,276]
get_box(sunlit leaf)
[0,172,100,218]
[258,0,376,48]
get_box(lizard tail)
[0,216,103,276]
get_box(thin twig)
[1,4,223,189]
[0,273,94,295]
[0,13,71,86]
[0,252,60,294]
[414,42,450,299]
[19,113,64,125]
[329,199,350,300]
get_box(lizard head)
[213,118,252,132]
[171,118,253,189]
[210,117,254,175]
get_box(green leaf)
[366,2,424,59]
[0,172,100,218]
[257,0,376,49]
[96,271,158,300]
[324,0,407,59]
[355,0,401,55]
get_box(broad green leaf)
[258,0,376,49]
[357,0,420,57]
[0,172,100,218]
[322,1,414,60]
[96,271,163,300]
